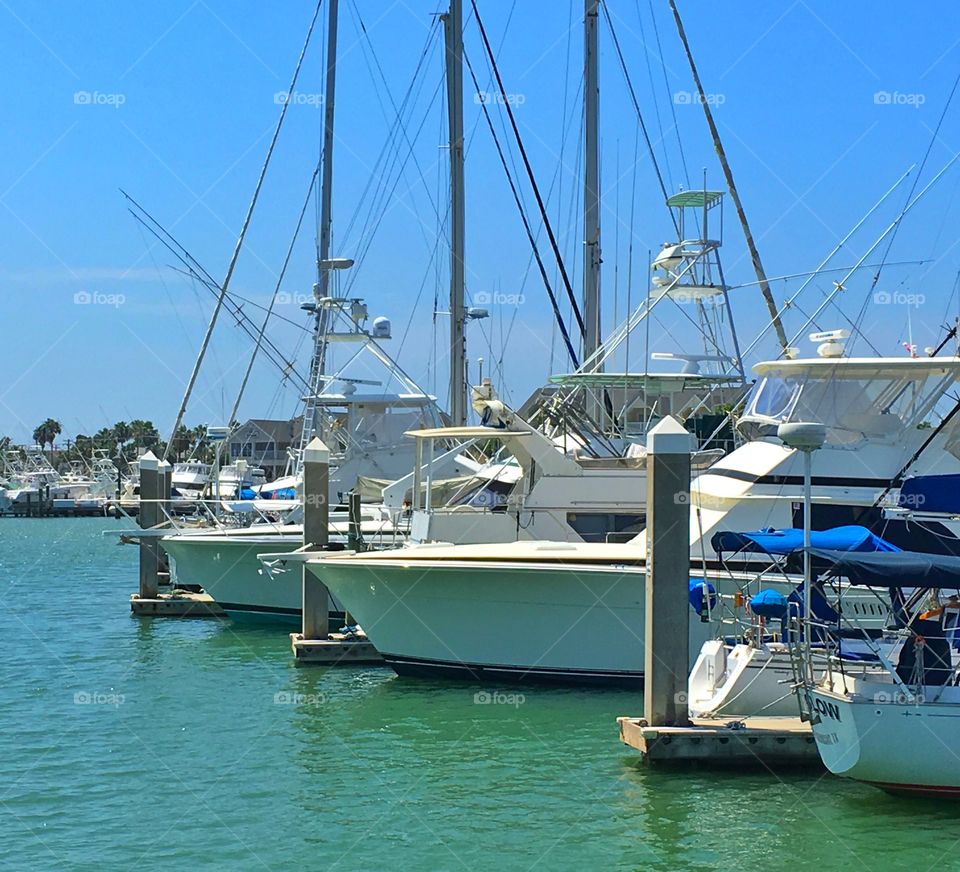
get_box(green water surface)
[0,518,955,870]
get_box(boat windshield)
[739,369,956,445]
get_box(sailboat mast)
[444,0,467,424]
[583,0,602,368]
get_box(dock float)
[130,591,225,618]
[290,632,384,665]
[617,715,822,769]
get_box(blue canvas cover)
[811,548,960,588]
[688,578,717,612]
[899,474,960,514]
[711,525,900,557]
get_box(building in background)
[229,418,303,481]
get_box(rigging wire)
[463,47,580,367]
[227,167,319,429]
[643,0,690,186]
[159,0,324,459]
[850,68,960,351]
[600,1,679,236]
[470,0,585,338]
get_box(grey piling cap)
[777,421,827,452]
[303,437,330,465]
[646,415,696,455]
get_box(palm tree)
[32,418,61,453]
[128,419,160,455]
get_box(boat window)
[747,377,797,420]
[741,370,955,445]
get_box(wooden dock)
[290,632,384,665]
[617,715,822,769]
[130,591,225,618]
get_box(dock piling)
[138,452,161,599]
[644,416,695,727]
[301,437,330,641]
[290,438,382,665]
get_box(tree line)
[5,419,222,468]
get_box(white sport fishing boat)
[803,548,960,796]
[157,291,458,623]
[301,342,960,685]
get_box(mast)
[443,0,467,424]
[583,0,602,367]
[303,0,340,451]
[667,0,787,352]
[316,0,339,302]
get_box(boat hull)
[162,533,304,625]
[810,686,960,795]
[310,556,715,686]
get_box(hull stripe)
[383,652,643,688]
[865,780,960,797]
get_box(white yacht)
[300,343,960,685]
[156,295,458,624]
[170,461,211,500]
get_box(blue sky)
[2,0,960,444]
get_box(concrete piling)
[644,416,694,728]
[138,452,161,600]
[619,417,819,768]
[290,438,382,665]
[301,437,330,641]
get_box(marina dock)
[617,716,821,768]
[130,590,226,618]
[290,632,383,665]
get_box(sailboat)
[801,548,960,796]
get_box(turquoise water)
[2,519,958,870]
